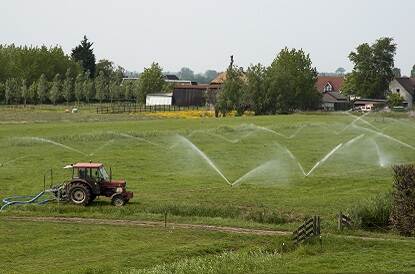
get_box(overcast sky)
[2,0,414,75]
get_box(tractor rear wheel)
[68,183,92,206]
[111,195,126,207]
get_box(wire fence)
[96,104,207,114]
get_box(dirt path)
[4,216,291,236]
[4,216,415,243]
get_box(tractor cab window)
[91,167,109,182]
[78,168,87,179]
[98,167,110,181]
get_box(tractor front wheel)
[111,195,126,207]
[68,183,92,206]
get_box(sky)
[2,0,415,75]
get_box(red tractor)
[61,163,133,206]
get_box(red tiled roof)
[316,76,345,93]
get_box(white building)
[145,93,173,106]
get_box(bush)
[349,192,392,230]
[391,164,415,236]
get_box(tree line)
[0,36,409,110]
[214,37,404,115]
[0,36,171,105]
[213,48,322,115]
[0,61,169,105]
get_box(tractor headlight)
[116,187,123,193]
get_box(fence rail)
[337,212,353,231]
[96,104,205,114]
[292,216,321,244]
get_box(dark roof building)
[389,77,415,109]
[164,74,180,81]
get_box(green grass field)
[0,106,414,273]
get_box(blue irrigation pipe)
[0,190,55,212]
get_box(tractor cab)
[70,163,109,183]
[63,163,133,206]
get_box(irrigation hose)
[0,190,56,212]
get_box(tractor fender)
[66,180,91,192]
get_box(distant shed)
[146,93,173,106]
[173,84,209,106]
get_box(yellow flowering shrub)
[144,110,215,119]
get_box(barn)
[173,84,209,106]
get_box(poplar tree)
[95,70,107,103]
[74,73,84,104]
[37,74,48,104]
[21,79,28,106]
[63,68,74,104]
[49,74,62,105]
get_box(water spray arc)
[17,137,87,156]
[371,139,388,168]
[353,125,415,151]
[115,133,161,147]
[176,135,232,186]
[305,143,343,177]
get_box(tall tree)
[28,82,37,104]
[136,62,165,103]
[5,78,20,104]
[204,70,219,82]
[411,65,415,78]
[74,73,84,104]
[393,68,402,78]
[95,70,107,103]
[108,79,121,103]
[63,68,74,104]
[215,57,246,116]
[49,73,62,104]
[335,67,346,75]
[123,81,135,101]
[244,63,267,115]
[71,36,96,77]
[83,71,95,103]
[96,59,114,78]
[21,79,28,106]
[0,44,80,85]
[343,37,396,98]
[178,67,194,81]
[37,74,48,104]
[266,48,321,113]
[0,82,5,103]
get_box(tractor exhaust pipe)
[110,167,112,183]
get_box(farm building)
[389,77,415,109]
[316,76,350,111]
[352,98,386,111]
[146,93,173,106]
[173,84,209,106]
[145,84,209,106]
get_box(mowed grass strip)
[136,236,415,274]
[0,220,280,274]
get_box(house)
[316,76,350,111]
[389,77,415,109]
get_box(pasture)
[1,107,415,273]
